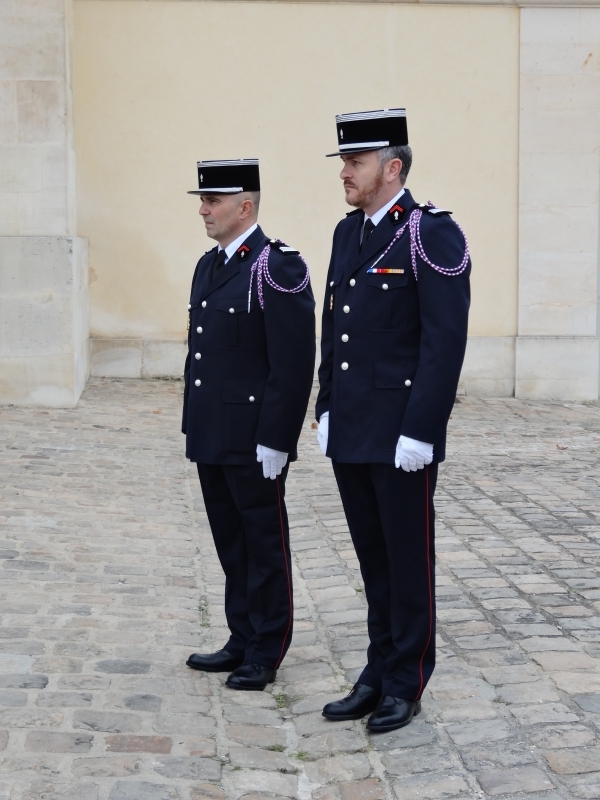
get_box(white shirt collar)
[365,188,406,229]
[218,223,258,263]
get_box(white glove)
[395,435,433,472]
[317,412,329,456]
[256,444,288,480]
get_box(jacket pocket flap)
[366,272,409,290]
[222,379,266,404]
[375,360,418,389]
[216,298,247,314]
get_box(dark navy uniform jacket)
[316,189,470,464]
[183,225,316,464]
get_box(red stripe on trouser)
[415,467,433,700]
[274,475,293,669]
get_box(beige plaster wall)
[73,0,519,341]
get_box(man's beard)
[345,167,384,209]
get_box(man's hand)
[256,444,288,480]
[317,412,329,456]
[395,435,433,472]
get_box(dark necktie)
[211,249,227,282]
[361,219,375,252]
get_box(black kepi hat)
[326,109,408,157]
[188,159,260,195]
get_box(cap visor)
[325,146,387,158]
[187,188,244,195]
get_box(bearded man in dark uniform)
[183,159,315,690]
[317,110,471,730]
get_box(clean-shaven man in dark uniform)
[317,110,471,730]
[183,159,315,690]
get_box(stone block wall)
[0,0,88,407]
[517,7,600,402]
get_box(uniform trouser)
[196,462,293,669]
[331,461,438,700]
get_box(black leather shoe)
[226,662,277,691]
[186,649,244,673]
[322,683,381,721]
[366,696,421,733]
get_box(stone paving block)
[123,693,162,711]
[459,739,536,771]
[226,723,287,748]
[481,664,540,685]
[190,786,226,800]
[304,753,371,784]
[392,772,469,799]
[153,756,221,780]
[0,708,62,727]
[229,745,291,771]
[509,703,580,725]
[300,729,366,759]
[550,672,600,694]
[446,719,512,745]
[109,781,183,800]
[95,659,151,674]
[153,713,215,736]
[59,675,110,690]
[36,691,92,707]
[222,705,282,726]
[477,765,555,795]
[543,746,600,774]
[499,679,562,704]
[71,755,142,778]
[434,698,497,722]
[455,633,510,649]
[381,744,455,775]
[0,690,26,707]
[22,781,99,800]
[73,710,142,732]
[0,673,48,689]
[366,718,437,751]
[530,651,597,671]
[24,730,93,752]
[227,768,298,798]
[338,779,384,800]
[106,734,173,753]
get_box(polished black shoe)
[186,649,244,673]
[226,662,277,691]
[322,683,381,721]
[366,696,421,733]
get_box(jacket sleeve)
[181,261,201,435]
[255,251,316,454]
[315,224,340,422]
[400,215,471,447]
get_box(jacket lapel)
[202,225,266,299]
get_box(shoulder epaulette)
[345,208,362,217]
[418,204,452,216]
[204,246,217,255]
[269,239,299,256]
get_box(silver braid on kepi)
[377,145,413,184]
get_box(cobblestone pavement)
[1,379,600,800]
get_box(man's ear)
[386,158,403,182]
[239,199,254,220]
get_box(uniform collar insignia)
[388,204,405,224]
[237,244,251,258]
